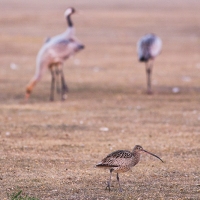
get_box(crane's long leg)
[145,60,153,94]
[55,66,61,94]
[60,66,68,100]
[50,67,56,101]
[106,169,114,192]
[116,173,122,192]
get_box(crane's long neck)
[67,14,73,27]
[64,14,75,38]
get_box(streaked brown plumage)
[96,145,164,192]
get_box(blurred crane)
[25,7,84,101]
[137,34,162,94]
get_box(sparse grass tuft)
[8,190,39,200]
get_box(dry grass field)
[0,0,200,199]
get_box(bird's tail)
[139,56,149,62]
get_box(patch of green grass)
[8,190,39,200]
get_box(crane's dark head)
[64,7,76,17]
[133,145,164,162]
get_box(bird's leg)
[50,67,56,101]
[116,173,122,192]
[55,65,61,94]
[106,169,114,192]
[145,60,153,94]
[60,66,68,100]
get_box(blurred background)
[1,0,200,102]
[0,0,200,199]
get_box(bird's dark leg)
[55,65,61,94]
[50,67,55,101]
[116,173,122,192]
[60,67,68,101]
[106,169,114,192]
[145,60,153,94]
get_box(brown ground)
[0,0,200,199]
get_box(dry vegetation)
[0,0,200,199]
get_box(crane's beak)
[142,149,164,163]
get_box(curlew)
[96,145,163,192]
[137,33,162,94]
[25,7,84,101]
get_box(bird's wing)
[51,39,71,51]
[97,150,133,167]
[138,35,159,60]
[137,38,151,59]
[46,39,72,59]
[150,37,162,57]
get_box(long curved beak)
[142,149,164,162]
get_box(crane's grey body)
[137,34,162,94]
[36,29,83,72]
[26,7,84,101]
[137,33,162,62]
[96,145,163,192]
